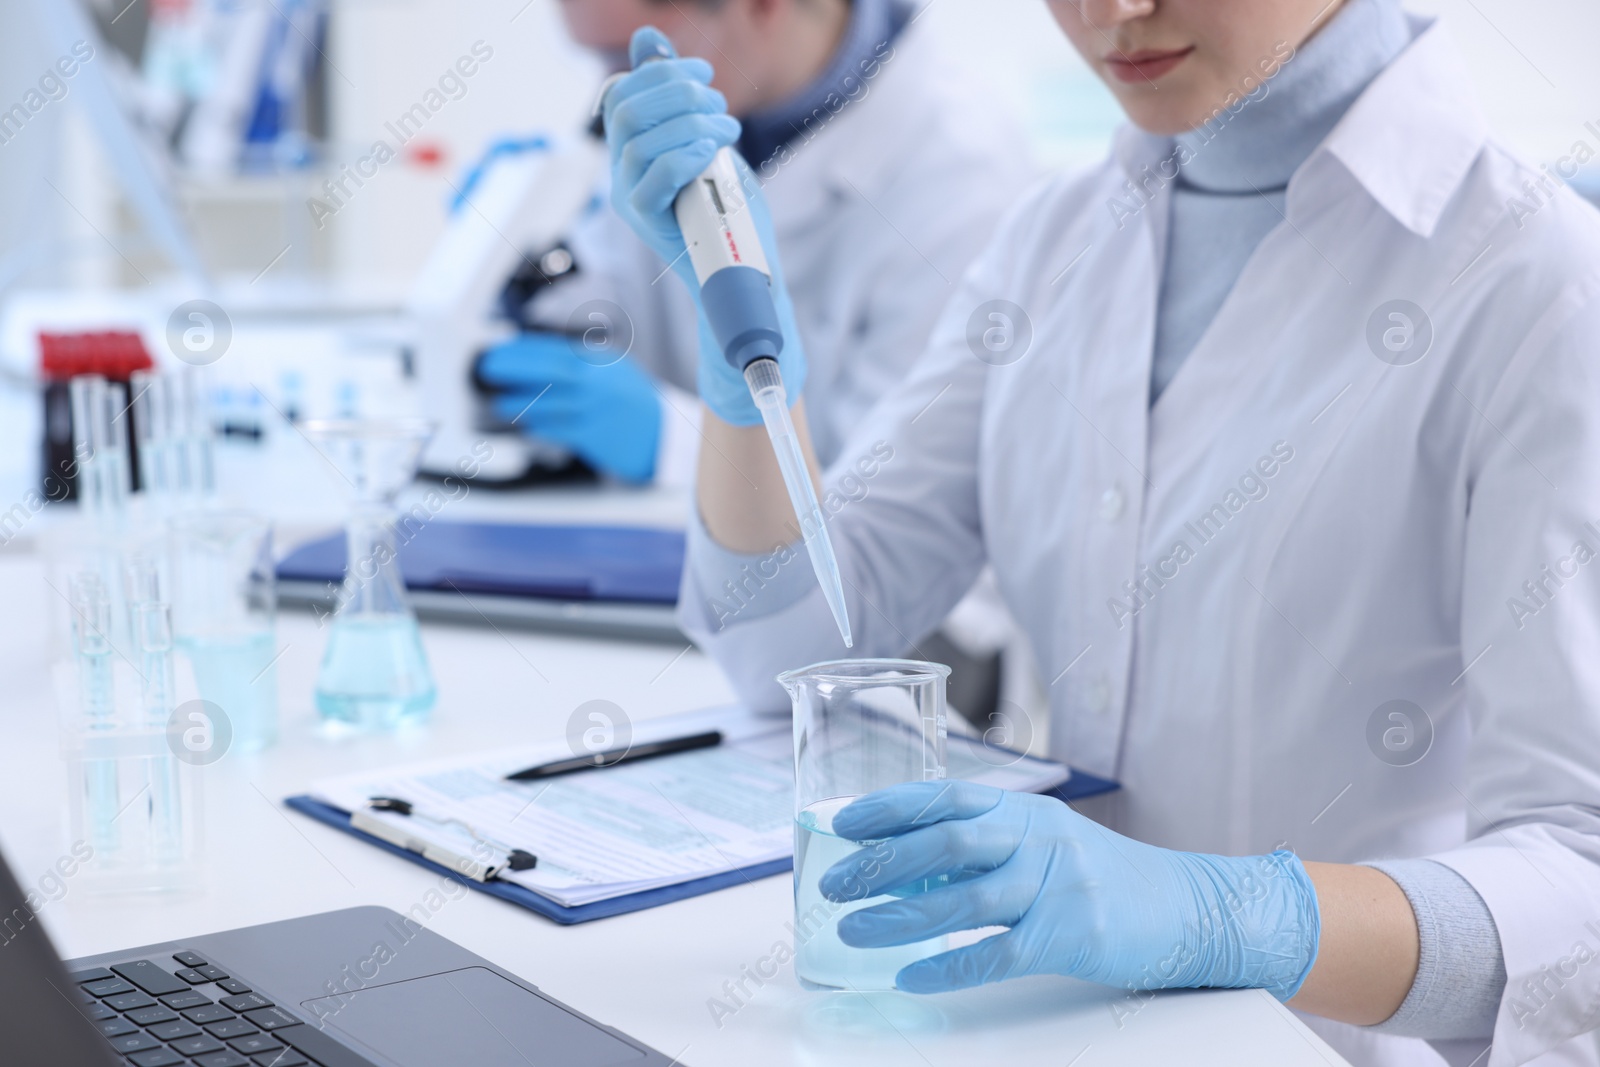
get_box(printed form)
[309,707,1067,907]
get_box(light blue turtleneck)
[1150,0,1413,402]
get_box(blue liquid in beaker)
[180,631,278,751]
[794,796,946,991]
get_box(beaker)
[779,658,951,991]
[170,511,278,751]
[302,418,437,730]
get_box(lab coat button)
[1098,487,1125,522]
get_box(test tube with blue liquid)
[126,557,183,859]
[69,572,120,855]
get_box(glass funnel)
[778,658,950,991]
[302,418,437,730]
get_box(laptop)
[0,846,679,1066]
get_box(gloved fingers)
[835,868,1037,949]
[628,25,680,68]
[475,338,585,390]
[617,113,741,193]
[605,56,715,110]
[819,816,1022,902]
[894,931,1031,994]
[831,780,1008,842]
[606,78,729,158]
[624,139,724,225]
[600,25,714,123]
[489,391,590,428]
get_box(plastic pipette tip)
[828,596,854,649]
[743,360,854,649]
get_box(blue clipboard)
[283,772,1118,925]
[276,521,684,604]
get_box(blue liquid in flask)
[315,615,435,730]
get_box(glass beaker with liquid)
[170,511,277,751]
[779,658,951,991]
[302,418,437,730]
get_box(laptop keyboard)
[72,950,329,1067]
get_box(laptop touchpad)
[303,967,647,1067]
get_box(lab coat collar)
[758,16,938,235]
[1316,16,1488,238]
[1109,17,1487,241]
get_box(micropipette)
[601,43,854,647]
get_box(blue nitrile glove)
[601,26,807,426]
[819,781,1321,1000]
[478,332,662,484]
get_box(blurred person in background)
[479,0,1036,727]
[475,0,1031,487]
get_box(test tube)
[70,375,132,520]
[131,370,172,503]
[69,571,120,854]
[171,368,216,500]
[69,375,105,515]
[126,557,182,858]
[102,380,132,515]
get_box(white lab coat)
[528,16,1033,480]
[681,19,1600,1067]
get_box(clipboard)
[283,771,1118,926]
[276,521,684,603]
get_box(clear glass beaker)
[780,658,951,991]
[302,418,437,730]
[170,511,278,752]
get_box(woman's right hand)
[601,27,742,287]
[600,26,809,429]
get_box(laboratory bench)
[0,328,1348,1063]
[0,553,1349,1065]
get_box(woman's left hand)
[819,781,1321,998]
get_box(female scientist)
[603,0,1600,1063]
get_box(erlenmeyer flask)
[303,418,437,730]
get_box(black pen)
[505,730,723,781]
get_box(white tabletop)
[0,545,1351,1067]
